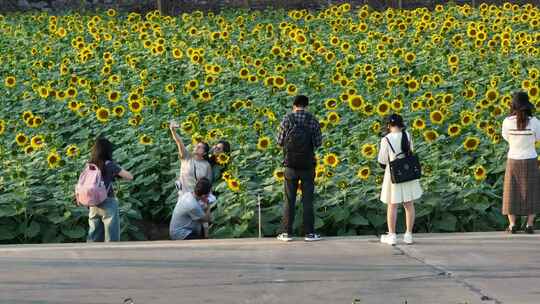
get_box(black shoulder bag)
[385,137,422,184]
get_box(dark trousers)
[282,167,315,235]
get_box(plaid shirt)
[277,110,322,148]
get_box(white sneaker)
[304,233,322,242]
[380,233,397,246]
[277,233,293,242]
[403,233,414,245]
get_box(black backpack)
[284,114,314,169]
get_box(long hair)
[210,140,231,166]
[200,142,210,162]
[90,137,113,173]
[511,91,533,130]
[217,140,231,153]
[387,114,411,156]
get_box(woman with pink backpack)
[77,137,133,242]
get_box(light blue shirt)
[169,192,205,240]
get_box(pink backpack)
[75,163,109,206]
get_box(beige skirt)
[502,158,540,215]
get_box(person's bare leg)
[387,203,398,234]
[403,201,415,234]
[527,214,535,227]
[508,214,516,227]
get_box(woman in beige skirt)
[377,114,423,245]
[501,91,540,234]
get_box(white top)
[178,145,213,194]
[377,131,414,165]
[502,116,540,160]
[377,131,423,204]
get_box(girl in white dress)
[377,114,423,245]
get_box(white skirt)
[380,167,423,204]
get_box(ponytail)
[401,128,412,156]
[511,91,533,130]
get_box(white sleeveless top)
[502,116,540,160]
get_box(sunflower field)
[0,2,539,243]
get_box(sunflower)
[22,111,33,122]
[128,100,143,113]
[257,136,271,150]
[391,99,404,112]
[376,101,391,117]
[111,105,125,117]
[47,151,61,169]
[239,68,249,79]
[404,52,416,64]
[323,153,339,167]
[357,166,371,180]
[348,95,364,111]
[361,143,377,159]
[429,110,444,125]
[178,120,194,133]
[66,87,77,98]
[528,86,539,99]
[324,98,338,110]
[286,84,297,96]
[203,75,216,86]
[371,121,381,133]
[447,124,462,137]
[447,54,459,66]
[68,101,79,111]
[139,134,153,145]
[96,107,110,123]
[264,76,274,87]
[464,87,476,99]
[172,48,183,59]
[4,76,16,88]
[363,104,375,116]
[186,79,199,91]
[227,178,241,192]
[129,91,142,102]
[108,90,120,102]
[423,130,439,143]
[327,111,340,125]
[24,145,35,154]
[31,116,43,128]
[216,153,230,165]
[491,134,502,144]
[30,135,45,149]
[65,144,80,158]
[15,133,28,146]
[473,165,487,181]
[460,113,474,126]
[222,171,233,181]
[413,118,426,130]
[407,79,420,92]
[485,88,499,102]
[274,76,286,89]
[199,89,212,102]
[273,169,285,182]
[463,136,480,151]
[38,86,49,98]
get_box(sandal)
[506,225,517,234]
[525,226,535,234]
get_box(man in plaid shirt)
[276,95,322,242]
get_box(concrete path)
[0,232,538,304]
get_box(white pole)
[258,194,262,239]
